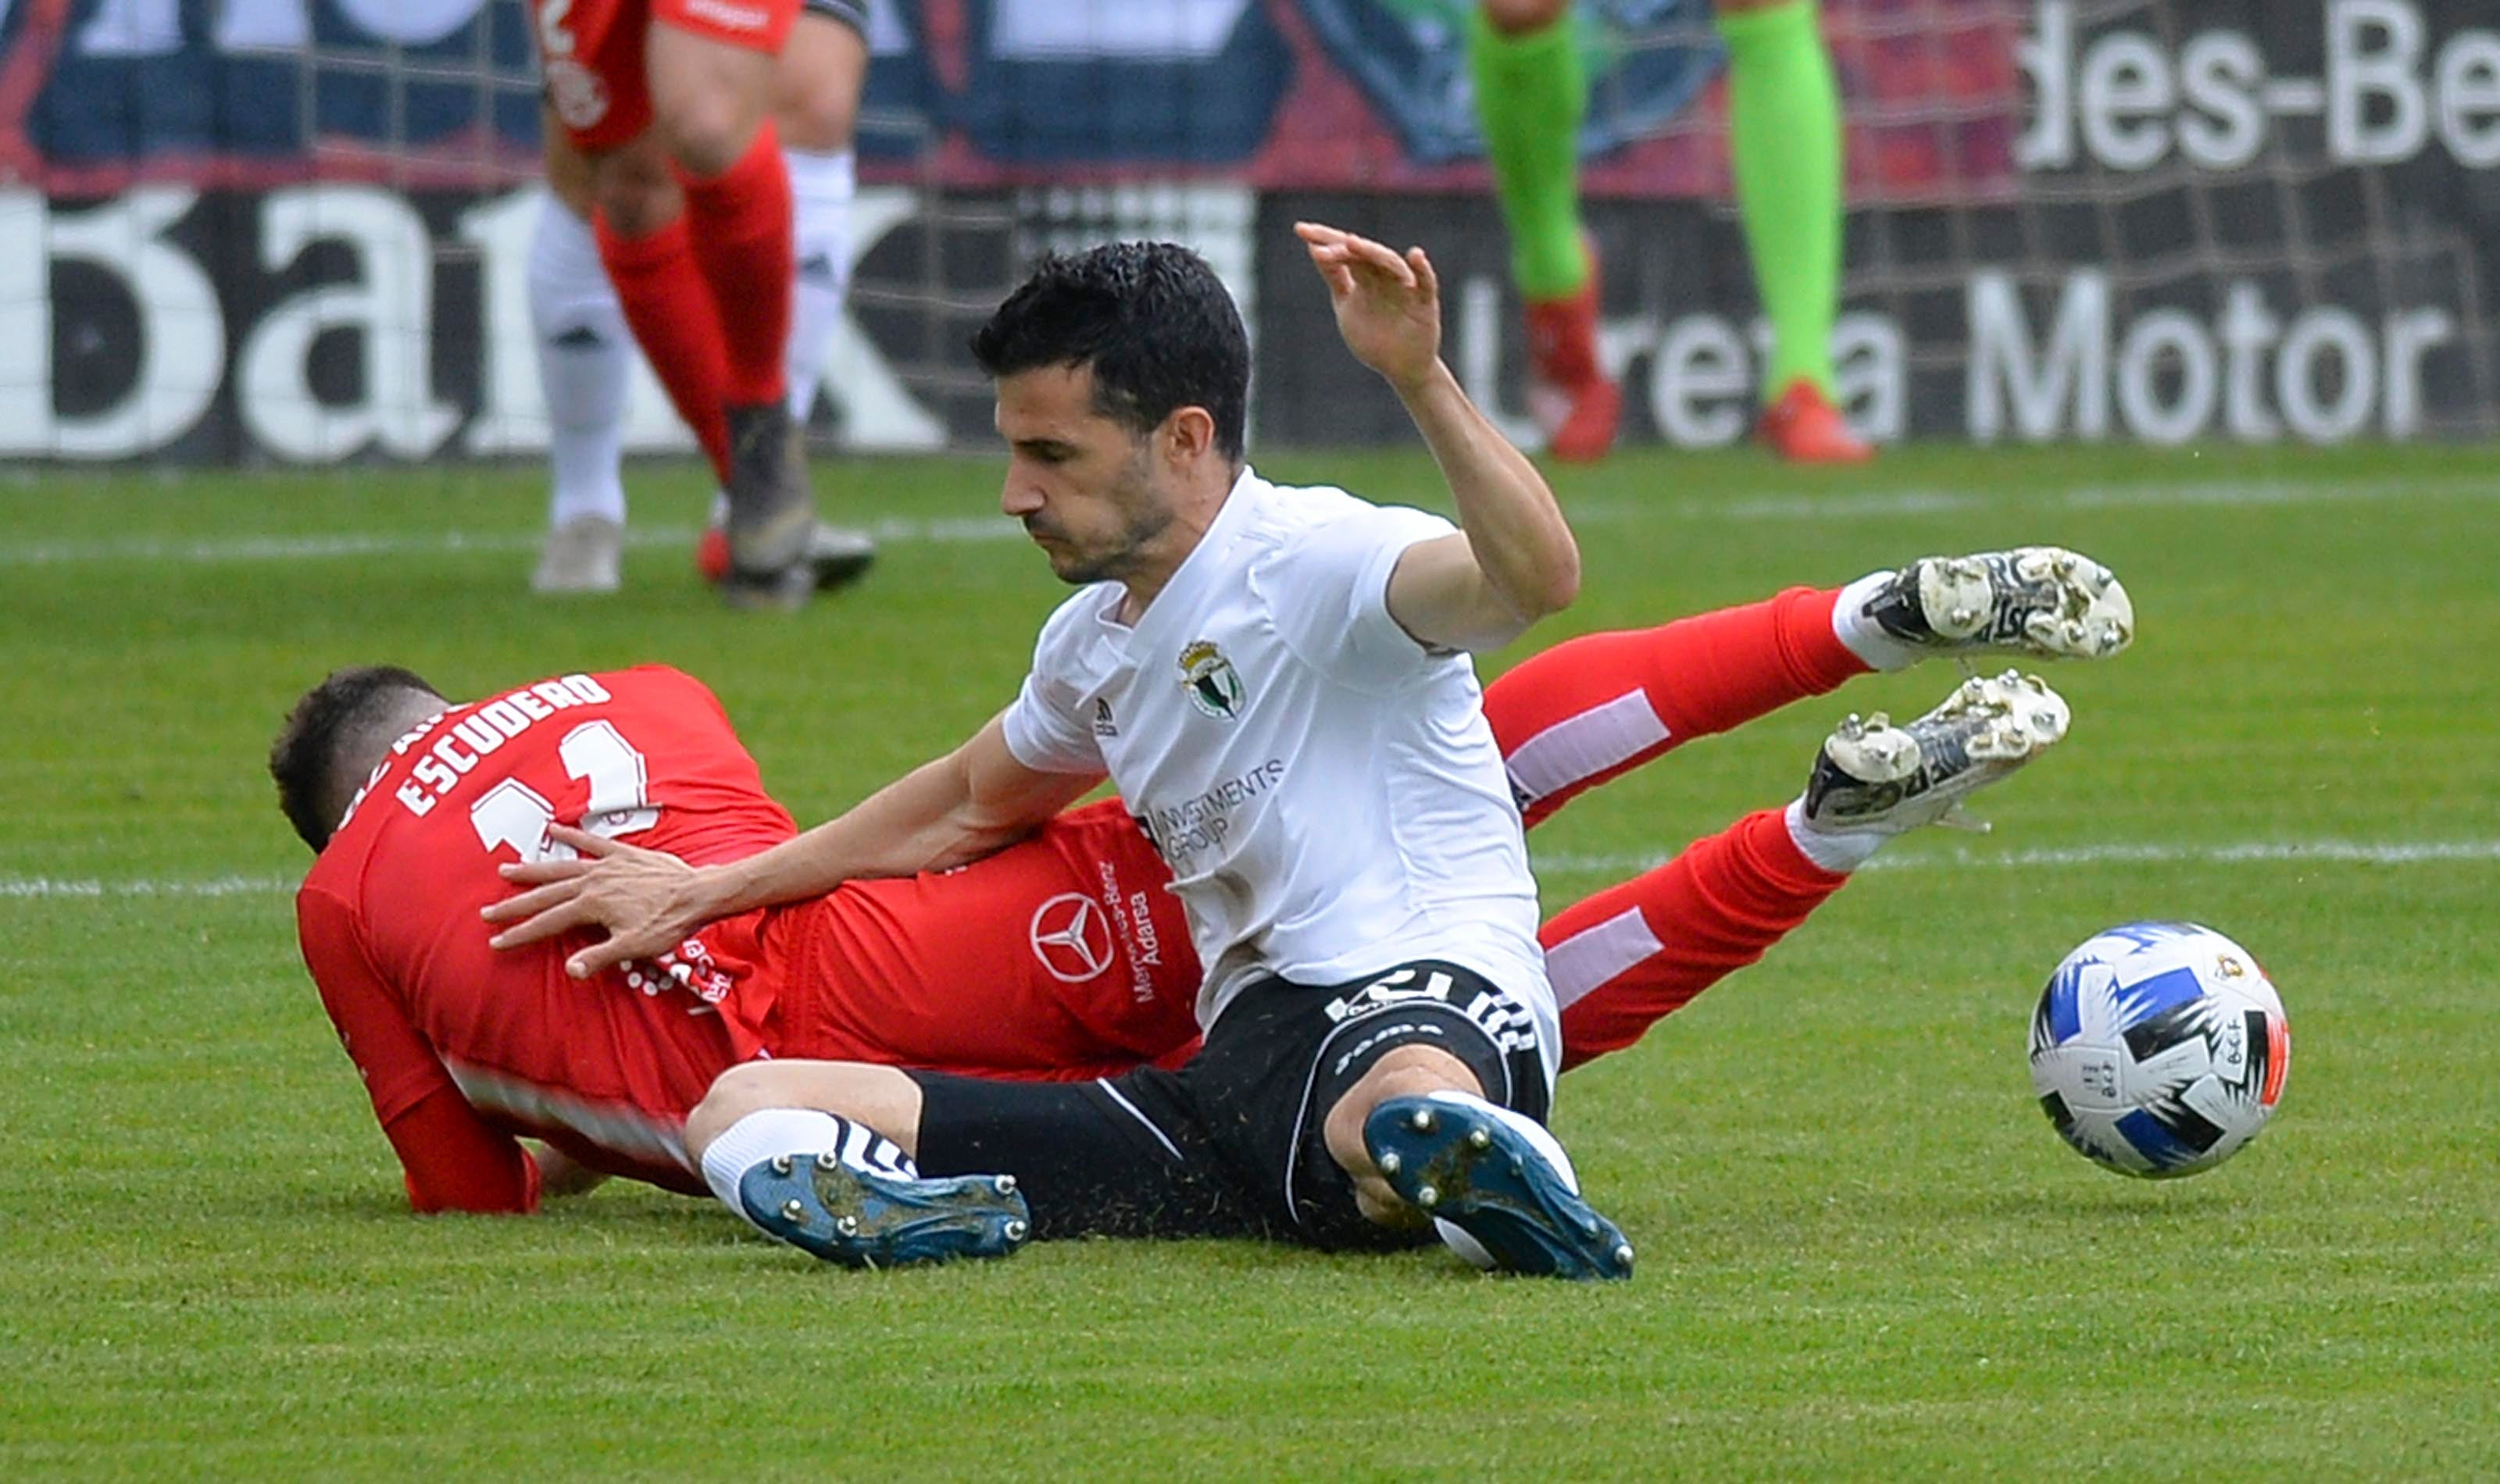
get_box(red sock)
[1488,586,1869,829]
[1547,808,1847,1072]
[594,212,732,484]
[677,123,794,409]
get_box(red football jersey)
[297,665,1209,1215]
[298,666,805,1208]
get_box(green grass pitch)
[3,442,2495,1478]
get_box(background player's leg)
[645,3,815,596]
[1546,806,1846,1071]
[777,9,864,423]
[1717,0,1868,464]
[590,130,734,485]
[647,22,791,412]
[1471,0,1619,462]
[1491,585,1867,828]
[529,171,631,594]
[694,7,880,593]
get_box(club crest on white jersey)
[1177,640,1245,721]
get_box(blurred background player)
[530,0,880,598]
[527,0,823,605]
[1472,0,1870,463]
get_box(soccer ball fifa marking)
[2029,922,2289,1178]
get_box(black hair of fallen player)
[970,241,1250,461]
[270,665,442,852]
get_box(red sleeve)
[295,885,541,1215]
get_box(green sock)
[1718,0,1845,399]
[1469,9,1589,302]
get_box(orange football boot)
[1523,259,1621,464]
[696,522,876,590]
[1759,378,1874,464]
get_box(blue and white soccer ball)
[2029,922,2289,1178]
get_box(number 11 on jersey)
[470,720,658,863]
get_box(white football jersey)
[1002,467,1555,1071]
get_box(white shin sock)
[783,147,855,420]
[1784,797,1890,873]
[527,193,630,529]
[698,1108,920,1231]
[1830,569,1923,673]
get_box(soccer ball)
[2028,922,2289,1178]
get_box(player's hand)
[1295,221,1442,394]
[481,825,716,979]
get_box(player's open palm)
[1296,222,1441,392]
[483,825,709,979]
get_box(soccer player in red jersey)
[529,0,879,598]
[527,0,821,604]
[277,663,1198,1212]
[280,550,2127,1224]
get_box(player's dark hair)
[270,665,442,853]
[970,241,1250,460]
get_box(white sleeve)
[1260,501,1458,693]
[998,601,1106,776]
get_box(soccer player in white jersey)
[527,0,878,598]
[488,230,1648,1277]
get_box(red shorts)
[530,0,800,153]
[754,801,1209,1080]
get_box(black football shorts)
[909,959,1552,1251]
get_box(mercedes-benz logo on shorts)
[1029,893,1114,983]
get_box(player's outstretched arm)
[1295,221,1580,652]
[486,713,1099,979]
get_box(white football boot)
[1852,547,2133,661]
[530,514,623,595]
[1799,669,2072,839]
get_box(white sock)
[1784,796,1889,873]
[698,1108,919,1231]
[783,147,855,420]
[527,193,630,529]
[1830,569,1922,673]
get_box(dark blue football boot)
[1363,1092,1633,1282]
[737,1153,1030,1268]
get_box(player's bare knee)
[648,30,774,175]
[659,97,763,178]
[684,1063,777,1155]
[588,141,681,237]
[1482,0,1570,37]
[774,14,865,152]
[685,1061,925,1161]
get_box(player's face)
[995,364,1178,587]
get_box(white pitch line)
[0,514,1034,568]
[0,874,295,900]
[1534,837,2500,877]
[6,837,2496,904]
[1,477,2490,567]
